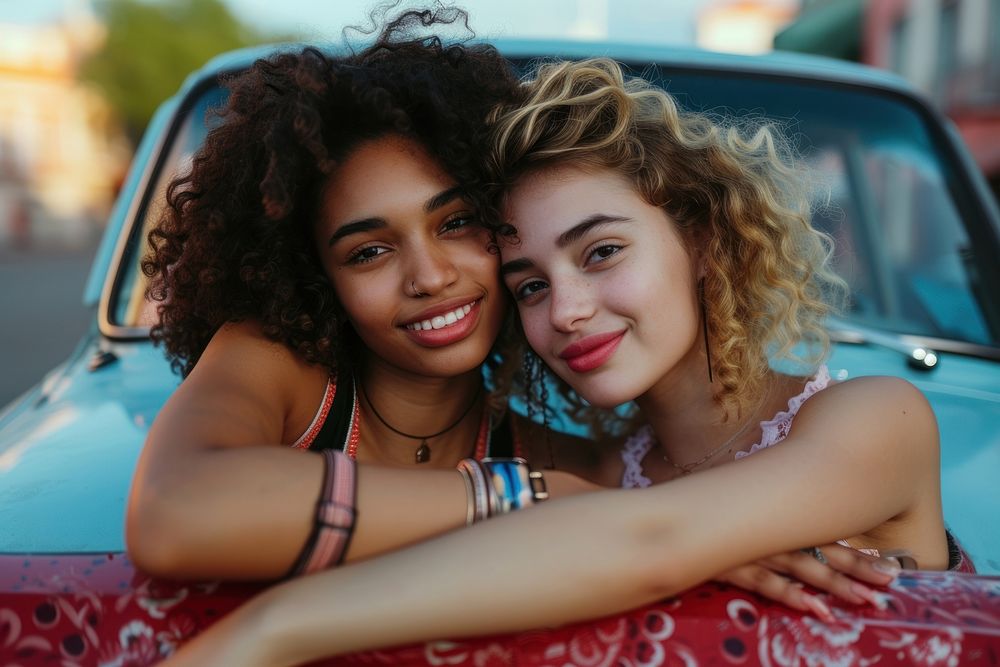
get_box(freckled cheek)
[594,266,648,321]
[519,311,554,358]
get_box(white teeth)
[405,301,477,331]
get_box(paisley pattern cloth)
[0,554,993,666]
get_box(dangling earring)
[699,277,714,383]
[522,351,555,469]
[522,351,541,423]
[539,369,553,469]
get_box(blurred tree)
[82,0,275,140]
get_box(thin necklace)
[661,416,756,476]
[358,380,482,464]
[662,379,775,475]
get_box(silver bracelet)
[456,465,476,526]
[456,459,491,522]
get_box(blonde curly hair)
[487,58,846,427]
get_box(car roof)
[184,38,917,100]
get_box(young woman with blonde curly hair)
[160,58,959,667]
[492,58,951,563]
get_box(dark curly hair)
[143,6,521,378]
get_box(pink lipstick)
[558,330,626,373]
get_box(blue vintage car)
[0,41,998,665]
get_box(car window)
[653,70,994,347]
[107,65,998,349]
[111,86,228,328]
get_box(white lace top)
[621,366,832,489]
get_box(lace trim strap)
[734,365,831,460]
[620,425,655,489]
[620,365,832,484]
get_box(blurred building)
[0,3,129,247]
[775,0,1000,201]
[697,0,799,54]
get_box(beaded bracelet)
[456,457,547,523]
[482,457,549,512]
[288,449,358,577]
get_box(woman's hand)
[713,543,898,622]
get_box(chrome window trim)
[829,328,1000,362]
[96,115,172,340]
[97,72,239,342]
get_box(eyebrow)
[327,185,467,247]
[328,217,385,246]
[500,257,533,277]
[500,214,632,277]
[556,214,631,247]
[425,185,465,213]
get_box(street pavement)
[0,243,99,407]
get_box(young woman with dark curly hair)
[125,7,602,582]
[155,58,959,667]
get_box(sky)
[0,0,708,46]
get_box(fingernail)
[851,582,887,610]
[802,594,835,623]
[872,560,901,578]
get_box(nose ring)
[411,280,425,297]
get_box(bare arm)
[163,376,943,665]
[127,322,595,580]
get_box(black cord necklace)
[358,380,483,464]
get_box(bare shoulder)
[162,320,328,447]
[799,375,934,421]
[201,321,304,370]
[512,414,623,486]
[790,374,939,462]
[193,321,323,389]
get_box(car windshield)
[109,63,999,351]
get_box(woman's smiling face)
[315,134,505,378]
[500,165,704,408]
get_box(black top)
[309,374,514,458]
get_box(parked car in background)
[1,41,998,666]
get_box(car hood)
[0,333,179,553]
